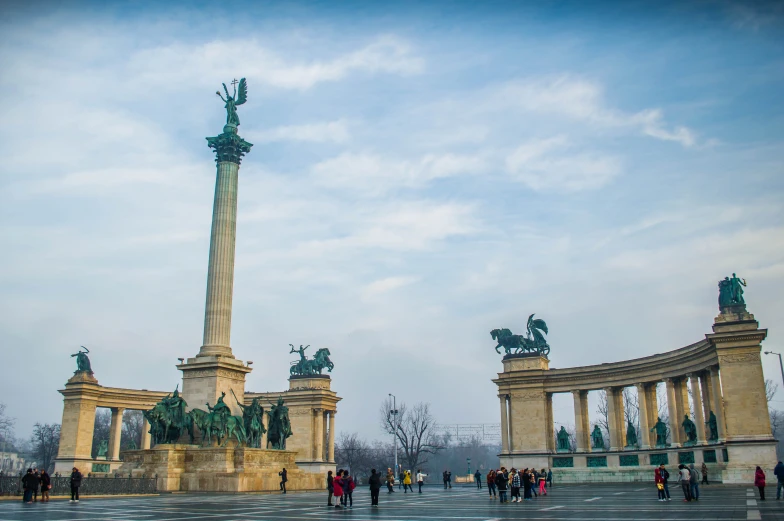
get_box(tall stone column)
[700,372,713,421]
[545,393,555,452]
[709,366,726,441]
[108,407,125,461]
[665,379,681,446]
[54,373,99,474]
[313,408,324,461]
[499,395,509,453]
[179,125,253,417]
[328,411,336,462]
[141,417,151,450]
[572,390,590,452]
[646,383,659,429]
[605,388,620,450]
[689,374,706,444]
[636,383,651,449]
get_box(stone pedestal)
[54,372,100,474]
[177,356,252,417]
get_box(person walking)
[279,468,288,494]
[701,462,709,485]
[386,468,395,493]
[495,468,508,503]
[486,470,497,498]
[40,469,51,503]
[755,466,766,501]
[510,468,520,502]
[21,469,35,503]
[529,469,538,498]
[326,470,334,506]
[521,469,532,501]
[403,470,414,493]
[447,470,452,489]
[474,469,482,489]
[538,468,548,496]
[343,471,355,508]
[369,469,382,506]
[333,471,344,508]
[688,463,700,501]
[546,469,553,488]
[659,464,671,500]
[417,469,427,493]
[69,467,82,503]
[677,464,692,501]
[399,470,404,490]
[443,470,449,489]
[654,466,666,501]
[774,460,784,500]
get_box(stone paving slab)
[0,483,782,521]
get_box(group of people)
[20,466,82,504]
[654,462,705,502]
[485,467,550,503]
[326,468,357,508]
[754,461,784,501]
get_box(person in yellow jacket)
[403,470,414,493]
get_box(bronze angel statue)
[217,78,248,127]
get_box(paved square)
[1,483,782,520]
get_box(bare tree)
[30,423,60,473]
[92,409,111,458]
[766,379,778,402]
[0,403,15,448]
[596,389,639,444]
[335,432,368,475]
[121,410,143,450]
[380,399,445,471]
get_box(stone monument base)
[118,445,322,492]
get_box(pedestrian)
[510,468,520,502]
[755,466,766,501]
[688,463,700,501]
[530,469,538,498]
[21,468,34,503]
[386,468,395,493]
[40,469,51,503]
[774,460,784,500]
[659,464,671,500]
[447,470,452,489]
[369,469,382,506]
[339,470,348,507]
[495,468,508,503]
[279,467,288,493]
[403,470,414,493]
[538,468,548,496]
[701,462,709,484]
[333,470,344,508]
[677,464,692,501]
[474,469,482,489]
[69,466,82,503]
[398,470,404,490]
[486,469,497,498]
[417,469,427,493]
[547,468,553,488]
[326,470,334,506]
[654,465,666,501]
[343,470,355,508]
[443,470,449,489]
[32,468,40,502]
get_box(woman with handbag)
[40,470,51,502]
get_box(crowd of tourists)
[20,466,82,504]
[326,468,357,508]
[484,467,552,502]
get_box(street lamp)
[764,351,784,388]
[467,457,471,475]
[389,393,399,477]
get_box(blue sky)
[1,0,783,442]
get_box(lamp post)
[467,457,471,476]
[764,351,784,388]
[389,393,399,477]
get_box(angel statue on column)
[216,78,248,128]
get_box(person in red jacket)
[654,467,666,501]
[754,466,766,501]
[332,470,344,508]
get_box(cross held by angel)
[216,78,248,128]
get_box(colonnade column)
[665,379,681,447]
[700,372,713,421]
[141,417,151,450]
[313,408,324,461]
[615,389,626,448]
[709,366,726,441]
[499,395,509,453]
[636,383,651,449]
[690,374,706,444]
[605,388,620,450]
[328,411,336,462]
[108,407,125,461]
[646,384,659,429]
[572,390,590,452]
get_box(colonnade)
[312,409,337,462]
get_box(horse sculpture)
[491,314,550,356]
[189,407,246,447]
[290,347,334,375]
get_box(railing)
[0,474,157,496]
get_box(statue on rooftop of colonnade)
[491,314,550,357]
[71,346,92,373]
[718,273,747,310]
[289,344,335,376]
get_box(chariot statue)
[289,344,335,376]
[490,314,550,357]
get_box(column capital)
[206,128,253,165]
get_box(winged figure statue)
[217,78,248,127]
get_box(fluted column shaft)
[313,408,324,461]
[666,379,681,446]
[108,407,125,460]
[690,374,706,443]
[499,395,509,453]
[201,161,240,356]
[573,390,590,452]
[141,417,151,449]
[328,411,336,462]
[710,366,727,441]
[636,383,651,449]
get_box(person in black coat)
[279,468,288,494]
[327,470,334,506]
[70,467,83,502]
[40,470,51,502]
[368,469,382,506]
[21,468,37,503]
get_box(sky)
[1,0,783,444]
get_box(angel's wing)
[236,78,248,106]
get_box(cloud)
[248,120,350,143]
[312,152,487,196]
[505,136,622,192]
[499,76,697,147]
[362,276,418,298]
